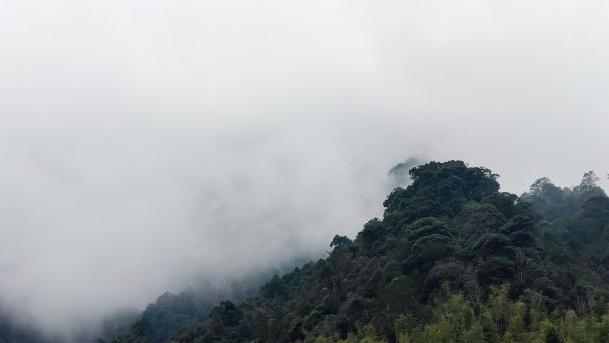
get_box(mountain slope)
[116,160,609,343]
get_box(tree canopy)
[107,160,609,343]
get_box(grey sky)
[1,0,609,339]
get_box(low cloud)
[0,0,608,339]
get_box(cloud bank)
[1,0,609,339]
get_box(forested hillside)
[2,163,606,343]
[110,261,310,343]
[113,160,609,342]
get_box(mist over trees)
[98,160,609,343]
[1,159,608,342]
[387,158,426,189]
[1,2,609,341]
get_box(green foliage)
[111,161,609,343]
[384,161,499,224]
[331,235,353,248]
[112,291,218,343]
[456,203,507,239]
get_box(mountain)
[109,260,311,343]
[109,289,224,343]
[111,160,609,342]
[0,310,48,343]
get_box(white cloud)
[0,0,608,338]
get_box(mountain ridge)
[113,160,609,343]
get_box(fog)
[1,0,609,339]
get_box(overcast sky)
[1,0,609,339]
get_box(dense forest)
[2,160,608,342]
[109,160,609,342]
